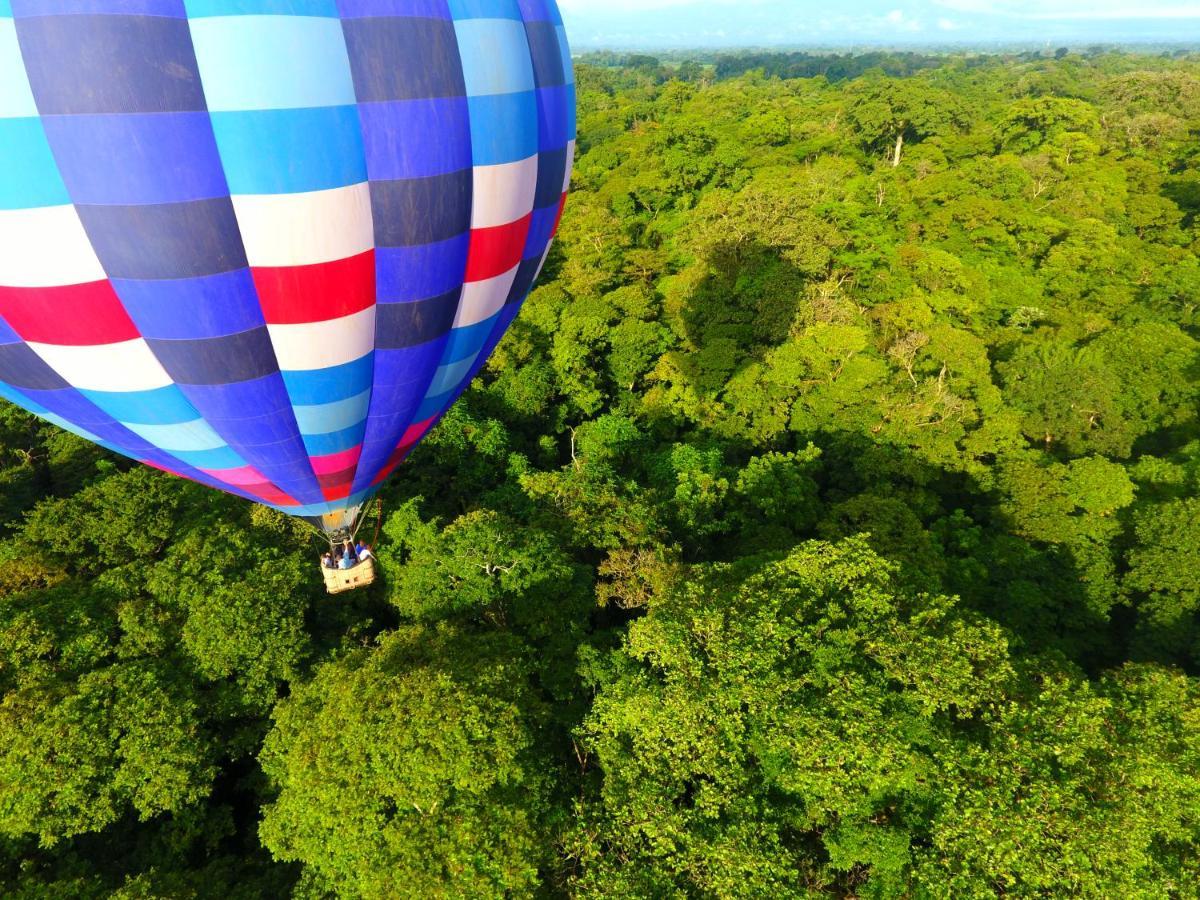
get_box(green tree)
[259,626,557,899]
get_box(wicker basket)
[322,556,377,595]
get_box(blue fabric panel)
[41,112,228,206]
[357,97,470,180]
[13,14,207,114]
[0,316,19,344]
[0,1,12,16]
[186,0,338,14]
[113,270,266,340]
[146,328,279,385]
[375,289,459,349]
[350,340,446,493]
[368,344,446,394]
[170,444,248,469]
[77,198,248,279]
[292,388,371,435]
[375,235,469,301]
[525,19,565,88]
[426,352,475,395]
[189,14,357,112]
[557,25,572,85]
[537,84,573,149]
[15,388,241,493]
[507,252,542,306]
[412,387,453,423]
[178,376,322,498]
[281,353,374,406]
[517,0,560,24]
[454,18,534,97]
[524,203,559,257]
[442,314,496,363]
[12,0,185,14]
[450,299,519,388]
[341,15,465,102]
[447,0,520,19]
[467,90,538,164]
[533,145,568,209]
[19,388,124,430]
[210,105,367,195]
[0,343,69,390]
[370,171,471,246]
[336,0,450,18]
[301,423,363,456]
[0,119,70,209]
[79,384,203,425]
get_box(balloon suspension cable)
[371,497,384,549]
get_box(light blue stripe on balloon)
[447,0,522,19]
[281,353,374,406]
[454,19,535,97]
[468,91,538,165]
[169,445,247,470]
[292,388,371,436]
[79,385,201,426]
[185,0,338,15]
[0,0,11,17]
[189,15,356,112]
[426,354,476,397]
[124,418,228,452]
[0,22,37,117]
[0,382,45,414]
[301,424,362,457]
[0,120,70,209]
[13,1,186,13]
[210,105,366,195]
[443,315,497,364]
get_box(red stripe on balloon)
[239,482,299,506]
[318,466,358,502]
[465,213,533,283]
[0,281,140,346]
[310,445,362,477]
[252,250,376,325]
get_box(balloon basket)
[322,557,377,595]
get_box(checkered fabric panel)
[0,0,574,520]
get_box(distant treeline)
[577,46,1200,83]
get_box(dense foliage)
[2,50,1199,898]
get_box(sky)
[557,0,1200,49]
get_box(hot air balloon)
[0,0,575,587]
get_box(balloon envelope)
[0,0,574,529]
